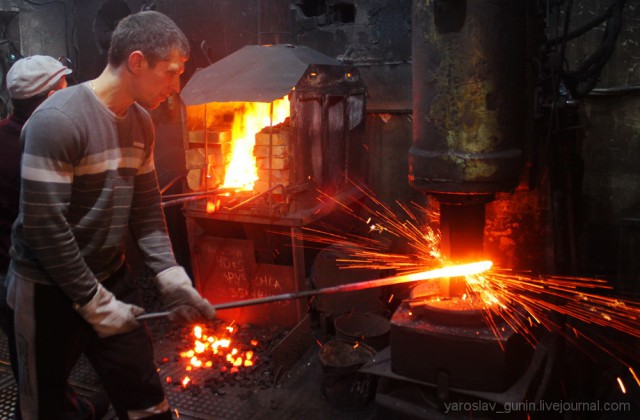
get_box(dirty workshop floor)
[2,310,638,419]
[0,316,377,420]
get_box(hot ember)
[169,322,259,389]
[181,324,256,372]
[161,321,287,393]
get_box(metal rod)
[268,102,273,197]
[162,187,237,201]
[222,184,285,211]
[203,104,208,190]
[161,187,238,208]
[136,261,492,321]
[161,195,207,208]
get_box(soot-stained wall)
[7,0,640,286]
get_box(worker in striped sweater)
[5,11,215,420]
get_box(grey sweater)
[8,83,177,305]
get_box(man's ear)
[48,76,68,97]
[128,51,145,74]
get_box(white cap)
[6,55,72,99]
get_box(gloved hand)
[75,283,144,337]
[156,266,216,323]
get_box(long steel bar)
[137,261,491,321]
[161,187,238,208]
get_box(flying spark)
[300,180,640,389]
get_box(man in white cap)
[0,55,109,419]
[0,57,71,252]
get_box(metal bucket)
[334,312,390,351]
[318,339,377,409]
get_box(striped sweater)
[9,83,178,305]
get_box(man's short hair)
[108,11,189,68]
[6,55,72,100]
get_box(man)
[0,56,70,290]
[0,55,110,420]
[6,11,215,419]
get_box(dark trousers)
[13,266,166,419]
[0,272,21,418]
[1,283,111,420]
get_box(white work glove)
[156,266,216,323]
[75,283,145,337]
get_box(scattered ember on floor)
[157,320,288,395]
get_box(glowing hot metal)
[137,261,493,321]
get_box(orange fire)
[221,95,290,190]
[185,94,291,195]
[176,323,259,386]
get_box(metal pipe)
[161,195,208,208]
[136,261,492,321]
[161,187,237,208]
[439,201,486,297]
[409,0,527,197]
[222,184,285,211]
[162,187,237,201]
[160,175,185,195]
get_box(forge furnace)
[179,44,367,328]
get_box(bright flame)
[221,95,290,190]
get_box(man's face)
[135,47,187,110]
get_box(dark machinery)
[368,2,552,417]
